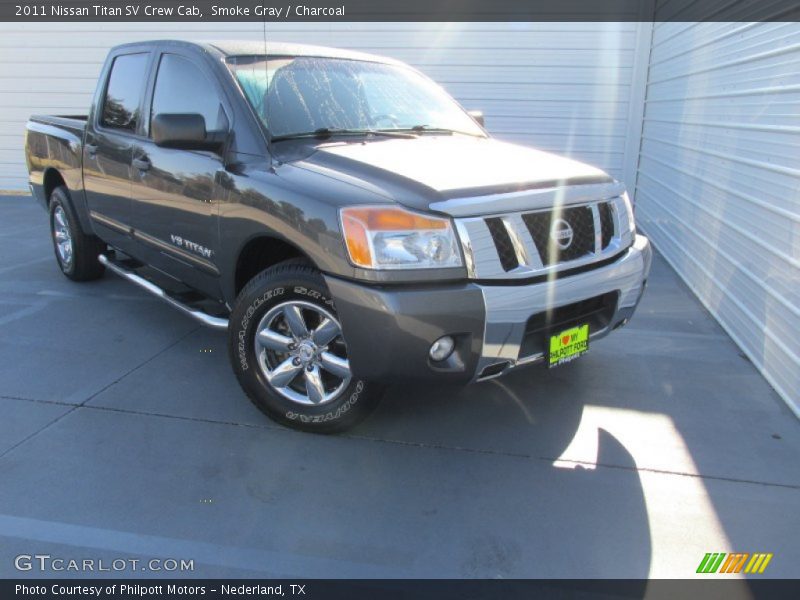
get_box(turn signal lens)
[340,206,463,270]
[340,210,373,267]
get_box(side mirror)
[467,110,485,128]
[152,113,224,152]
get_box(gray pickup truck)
[25,40,651,432]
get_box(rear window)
[101,53,148,131]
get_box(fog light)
[429,336,455,361]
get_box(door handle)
[132,157,151,172]
[85,143,98,157]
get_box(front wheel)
[228,260,382,433]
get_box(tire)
[228,260,383,433]
[49,186,106,281]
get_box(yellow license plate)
[548,324,589,368]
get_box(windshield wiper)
[271,128,417,142]
[389,125,485,138]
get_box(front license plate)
[548,324,589,368]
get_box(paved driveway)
[1,196,798,579]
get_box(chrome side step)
[98,254,229,331]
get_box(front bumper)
[326,234,652,384]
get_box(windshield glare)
[226,55,486,138]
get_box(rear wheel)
[48,186,105,281]
[228,260,382,433]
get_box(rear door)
[83,48,152,252]
[128,48,230,298]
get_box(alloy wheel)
[53,205,73,269]
[254,300,352,405]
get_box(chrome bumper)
[473,234,652,380]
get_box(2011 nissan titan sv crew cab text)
[25,40,652,432]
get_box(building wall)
[0,22,642,190]
[633,22,800,415]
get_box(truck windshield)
[226,55,486,139]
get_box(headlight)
[621,191,637,235]
[340,206,463,270]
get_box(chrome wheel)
[254,300,352,406]
[53,205,73,269]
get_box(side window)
[101,53,149,131]
[151,54,227,133]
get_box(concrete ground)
[0,196,798,580]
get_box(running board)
[98,254,229,331]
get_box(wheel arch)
[42,168,95,234]
[232,234,315,299]
[43,168,67,206]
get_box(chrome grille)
[520,205,596,264]
[484,217,519,271]
[454,196,632,280]
[598,202,615,250]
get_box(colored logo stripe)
[697,553,726,573]
[697,552,773,574]
[745,553,773,574]
[696,553,713,573]
[720,553,749,573]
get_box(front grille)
[460,196,625,280]
[598,202,614,250]
[522,205,595,264]
[484,217,519,271]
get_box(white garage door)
[0,22,644,191]
[633,22,800,415]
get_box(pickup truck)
[25,40,651,433]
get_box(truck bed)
[28,114,88,139]
[25,114,88,211]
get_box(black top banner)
[1,0,799,22]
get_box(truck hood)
[287,135,614,212]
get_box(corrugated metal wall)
[634,22,800,415]
[0,22,642,190]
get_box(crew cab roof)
[208,40,400,64]
[109,39,400,65]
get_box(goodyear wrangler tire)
[48,186,106,282]
[228,260,382,433]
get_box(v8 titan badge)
[548,324,589,367]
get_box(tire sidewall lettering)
[237,286,284,371]
[285,380,364,422]
[293,285,333,308]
